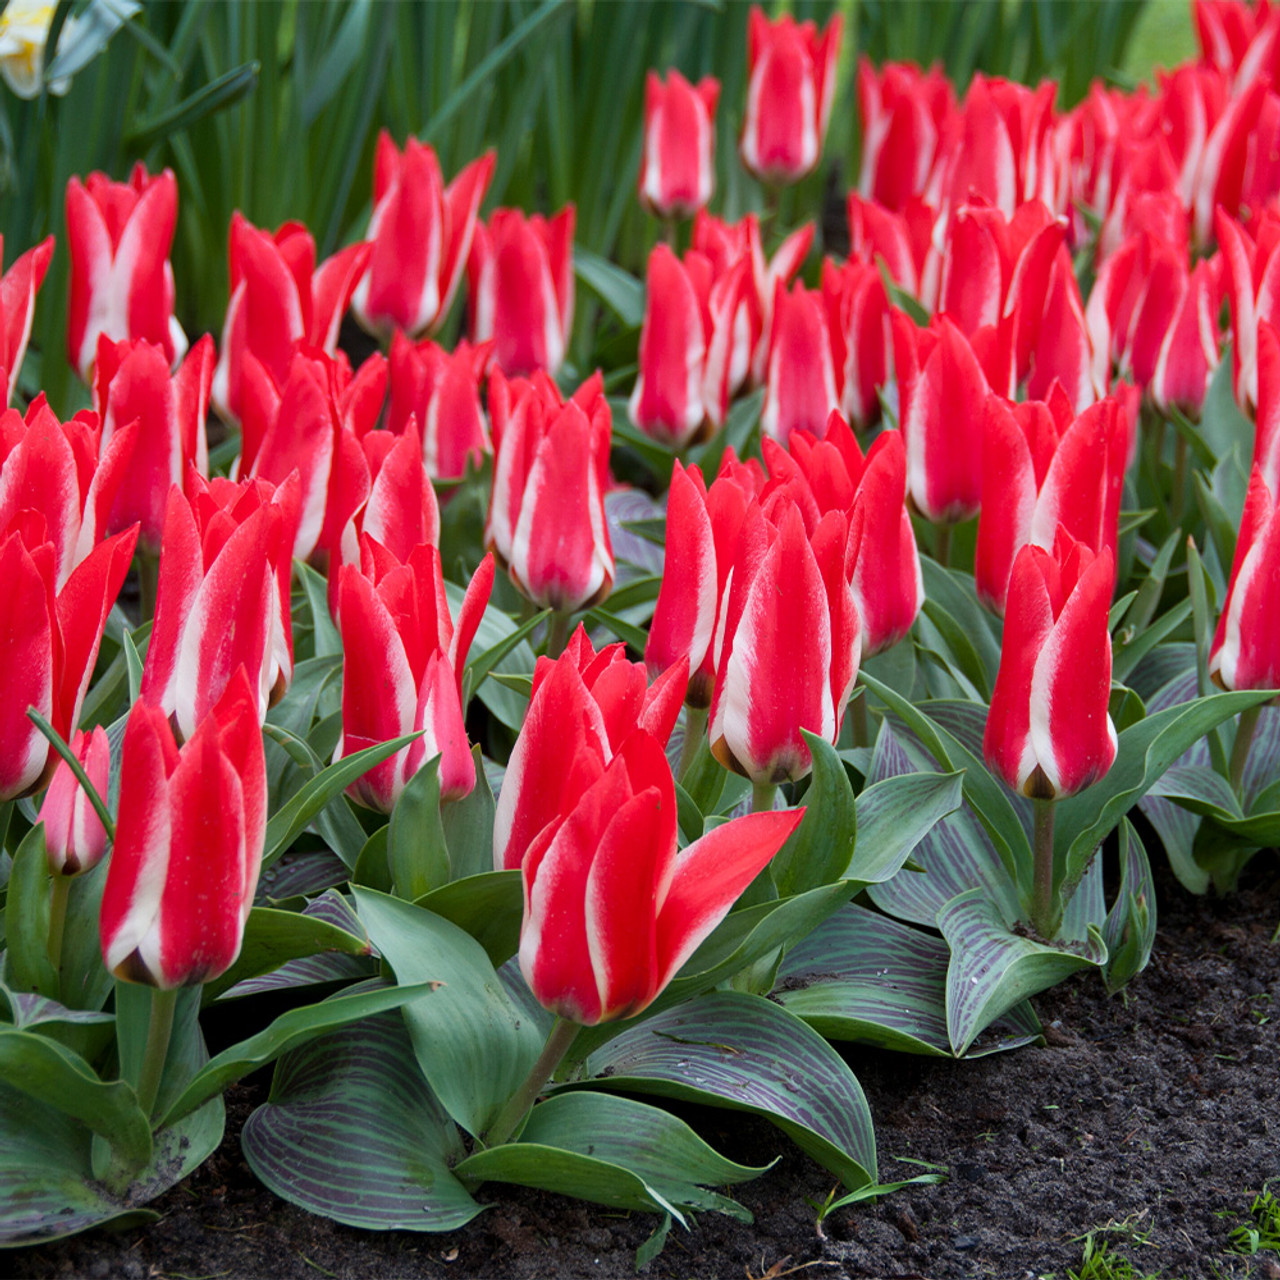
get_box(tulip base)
[481,1016,580,1150]
[1030,797,1061,940]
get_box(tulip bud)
[639,70,720,219]
[0,234,54,402]
[39,727,110,876]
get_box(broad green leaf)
[2,825,57,1000]
[201,901,371,1004]
[770,733,856,897]
[1102,820,1156,994]
[688,387,765,480]
[388,755,449,900]
[940,889,1107,1056]
[578,992,876,1190]
[295,561,343,658]
[850,766,965,886]
[415,871,523,968]
[158,978,441,1130]
[773,903,1041,1058]
[263,733,419,868]
[442,746,497,882]
[450,583,541,731]
[242,1008,480,1231]
[458,1091,763,1225]
[575,248,644,327]
[918,560,1003,687]
[354,890,542,1138]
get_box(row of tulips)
[2,0,1279,1256]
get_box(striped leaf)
[850,768,965,887]
[773,903,1041,1058]
[578,991,876,1190]
[242,1008,480,1232]
[457,1092,765,1225]
[940,890,1107,1057]
[1102,820,1157,994]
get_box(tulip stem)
[545,610,574,660]
[934,523,952,569]
[136,987,178,1123]
[751,781,778,814]
[1228,704,1263,794]
[482,1016,579,1150]
[46,874,72,987]
[1030,798,1059,940]
[677,705,709,782]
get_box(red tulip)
[0,519,137,802]
[983,528,1117,800]
[0,394,136,587]
[639,70,720,219]
[1210,466,1280,691]
[761,281,841,446]
[351,133,494,340]
[139,473,300,739]
[496,625,688,875]
[467,207,575,377]
[1216,205,1280,411]
[517,726,801,1025]
[485,369,613,611]
[708,502,861,784]
[337,547,493,811]
[92,334,215,553]
[1253,320,1280,494]
[100,670,266,989]
[387,333,492,481]
[846,192,941,310]
[211,213,371,426]
[38,726,110,877]
[821,256,892,430]
[739,7,842,185]
[1,233,54,400]
[65,165,185,383]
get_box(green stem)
[0,800,12,854]
[545,609,574,660]
[47,874,71,987]
[1030,798,1059,940]
[676,705,708,783]
[1228,704,1263,795]
[135,987,178,1123]
[751,780,777,814]
[850,688,870,749]
[934,523,952,569]
[137,551,160,626]
[1171,434,1188,529]
[482,1016,579,1149]
[662,216,677,250]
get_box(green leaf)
[158,979,441,1131]
[0,1029,150,1172]
[458,1092,764,1224]
[263,733,419,869]
[388,755,449,900]
[2,825,58,1000]
[770,733,855,897]
[451,584,542,731]
[774,903,1041,1058]
[354,890,542,1138]
[578,992,876,1190]
[940,889,1107,1056]
[584,605,649,652]
[849,767,965,887]
[201,903,371,1004]
[241,1007,480,1231]
[575,248,644,328]
[442,746,497,882]
[127,60,261,150]
[414,871,523,968]
[1102,819,1156,994]
[296,561,343,659]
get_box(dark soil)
[12,860,1280,1280]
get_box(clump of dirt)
[13,860,1279,1280]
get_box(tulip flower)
[139,473,301,740]
[975,391,1128,614]
[760,281,841,446]
[352,133,495,340]
[846,193,941,312]
[517,726,802,1026]
[739,7,842,185]
[387,333,492,481]
[0,521,138,802]
[1209,466,1280,693]
[336,545,492,812]
[1253,321,1280,495]
[821,256,892,430]
[92,334,215,552]
[1215,206,1280,412]
[496,625,689,875]
[1,233,54,401]
[709,502,861,786]
[638,69,720,219]
[628,244,749,447]
[467,206,575,377]
[983,528,1117,801]
[65,164,186,383]
[485,369,614,613]
[0,394,137,588]
[100,669,267,989]
[211,213,371,426]
[38,726,110,877]
[691,211,814,388]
